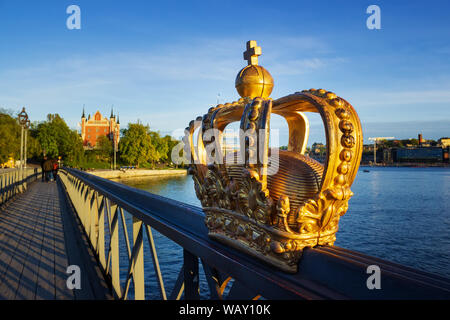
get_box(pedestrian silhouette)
[40,156,47,182]
[43,158,53,182]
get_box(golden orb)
[235,65,274,99]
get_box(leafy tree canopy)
[96,135,113,161]
[118,122,180,168]
[34,114,84,166]
[0,110,21,163]
[119,122,155,167]
[1,110,180,169]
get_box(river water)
[115,167,450,298]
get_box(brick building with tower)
[80,108,120,149]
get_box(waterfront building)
[392,147,443,163]
[383,148,393,163]
[309,142,326,162]
[80,108,120,148]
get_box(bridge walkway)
[0,180,112,300]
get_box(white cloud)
[0,35,338,130]
[5,34,448,145]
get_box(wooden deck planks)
[35,189,57,300]
[15,193,47,300]
[54,189,74,300]
[0,180,111,300]
[0,188,41,299]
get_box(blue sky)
[0,0,449,145]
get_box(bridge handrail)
[58,167,450,300]
[0,167,41,205]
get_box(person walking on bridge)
[52,158,59,180]
[40,156,47,182]
[43,157,53,182]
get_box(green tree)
[96,135,113,162]
[0,109,43,165]
[35,114,84,166]
[27,122,43,159]
[0,110,21,164]
[65,130,85,167]
[119,122,155,167]
[149,133,180,167]
[162,135,179,165]
[36,121,59,157]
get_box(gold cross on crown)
[243,40,262,66]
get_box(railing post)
[109,201,122,298]
[1,173,5,204]
[12,170,16,197]
[22,166,27,191]
[72,178,82,221]
[9,172,13,201]
[97,194,106,269]
[11,171,14,200]
[17,169,21,194]
[12,170,16,198]
[79,182,90,232]
[133,217,145,300]
[90,191,99,251]
[183,249,199,300]
[146,225,167,300]
[6,172,9,201]
[81,185,89,231]
[13,171,16,199]
[86,189,94,239]
[0,173,4,205]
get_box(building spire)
[117,113,120,124]
[82,104,85,118]
[110,105,114,118]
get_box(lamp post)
[17,108,29,191]
[24,119,30,169]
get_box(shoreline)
[88,169,188,179]
[360,163,449,168]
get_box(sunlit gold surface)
[235,40,274,99]
[243,40,261,66]
[186,42,363,273]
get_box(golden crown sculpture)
[184,40,363,272]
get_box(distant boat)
[363,169,370,172]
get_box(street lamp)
[17,107,29,190]
[25,119,30,169]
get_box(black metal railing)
[59,168,450,300]
[0,167,41,206]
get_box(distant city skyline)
[1,0,449,145]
